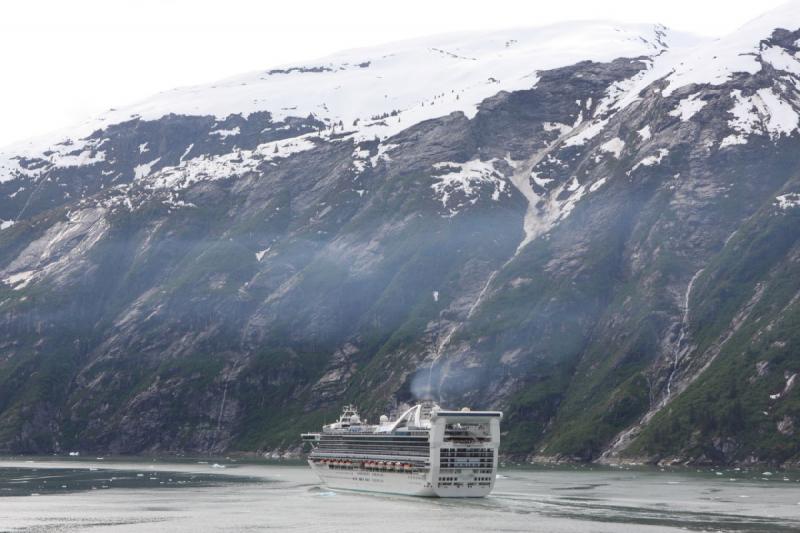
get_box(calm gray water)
[0,457,798,532]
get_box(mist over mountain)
[1,4,799,466]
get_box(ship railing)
[311,452,429,463]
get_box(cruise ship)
[301,402,502,497]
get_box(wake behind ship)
[301,402,502,497]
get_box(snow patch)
[369,143,397,168]
[776,193,800,210]
[52,149,106,168]
[210,127,241,138]
[761,45,800,76]
[542,122,572,135]
[180,144,194,162]
[144,135,317,190]
[255,247,271,262]
[431,159,509,216]
[599,137,625,158]
[3,270,34,289]
[630,148,669,173]
[669,93,707,121]
[531,171,554,188]
[134,157,161,180]
[509,159,590,251]
[637,125,652,141]
[563,118,609,147]
[769,373,797,400]
[756,88,799,137]
[719,134,748,148]
[725,88,800,145]
[589,177,608,192]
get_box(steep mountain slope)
[0,6,799,465]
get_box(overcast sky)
[0,0,790,147]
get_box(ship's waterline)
[301,402,502,497]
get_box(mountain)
[0,4,799,467]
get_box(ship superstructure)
[301,402,502,497]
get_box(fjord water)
[0,458,799,532]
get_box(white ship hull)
[302,404,502,498]
[310,461,436,497]
[309,461,495,497]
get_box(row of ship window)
[439,468,494,474]
[438,476,491,481]
[439,448,494,457]
[436,481,492,488]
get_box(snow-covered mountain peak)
[0,21,693,165]
[100,22,690,140]
[3,7,800,190]
[660,1,800,95]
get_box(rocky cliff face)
[0,7,799,466]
